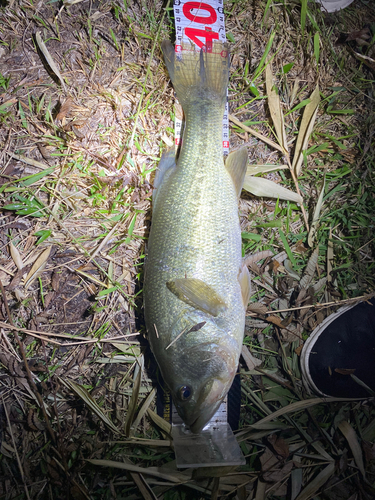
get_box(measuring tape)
[172,0,229,154]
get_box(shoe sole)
[300,300,373,397]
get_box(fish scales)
[144,41,249,433]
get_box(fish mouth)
[187,415,202,434]
[185,396,224,434]
[188,412,214,434]
[180,375,234,433]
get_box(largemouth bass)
[144,40,251,434]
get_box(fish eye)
[177,385,192,401]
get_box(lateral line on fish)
[165,327,189,350]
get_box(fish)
[144,40,251,434]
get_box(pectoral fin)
[238,264,251,308]
[168,278,227,317]
[225,147,248,198]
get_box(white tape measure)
[172,0,229,154]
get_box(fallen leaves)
[35,31,67,91]
[24,246,52,290]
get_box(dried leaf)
[312,276,327,295]
[56,96,73,121]
[268,434,289,458]
[362,419,375,442]
[9,242,23,270]
[147,408,172,436]
[27,408,45,431]
[292,84,320,177]
[131,387,157,432]
[124,358,143,437]
[243,250,274,268]
[229,114,284,153]
[352,51,375,72]
[243,175,302,203]
[51,271,61,291]
[35,32,67,91]
[24,247,51,290]
[247,302,268,315]
[362,440,375,462]
[7,152,50,170]
[308,174,325,247]
[327,227,334,283]
[256,397,365,426]
[300,247,319,290]
[284,259,300,280]
[87,459,188,483]
[267,315,285,328]
[64,0,86,5]
[266,63,288,152]
[335,368,356,375]
[246,164,288,175]
[241,345,262,371]
[338,420,366,477]
[129,472,158,500]
[1,442,16,458]
[296,463,335,500]
[60,378,119,434]
[260,446,293,483]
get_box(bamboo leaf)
[300,247,319,289]
[61,378,119,434]
[295,462,335,500]
[9,242,23,270]
[87,459,189,483]
[35,32,67,91]
[292,84,320,176]
[338,420,366,477]
[314,32,320,65]
[147,408,172,436]
[6,152,51,170]
[266,63,288,152]
[21,167,55,186]
[246,164,288,175]
[24,247,51,290]
[229,114,284,153]
[255,397,365,425]
[243,175,302,203]
[124,358,143,437]
[131,387,157,432]
[278,230,296,266]
[308,174,325,247]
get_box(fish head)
[167,338,239,434]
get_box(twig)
[2,397,31,500]
[0,320,139,345]
[246,292,375,316]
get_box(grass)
[0,0,374,498]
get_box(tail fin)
[161,41,229,109]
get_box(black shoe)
[300,298,375,398]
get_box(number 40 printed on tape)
[173,0,229,153]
